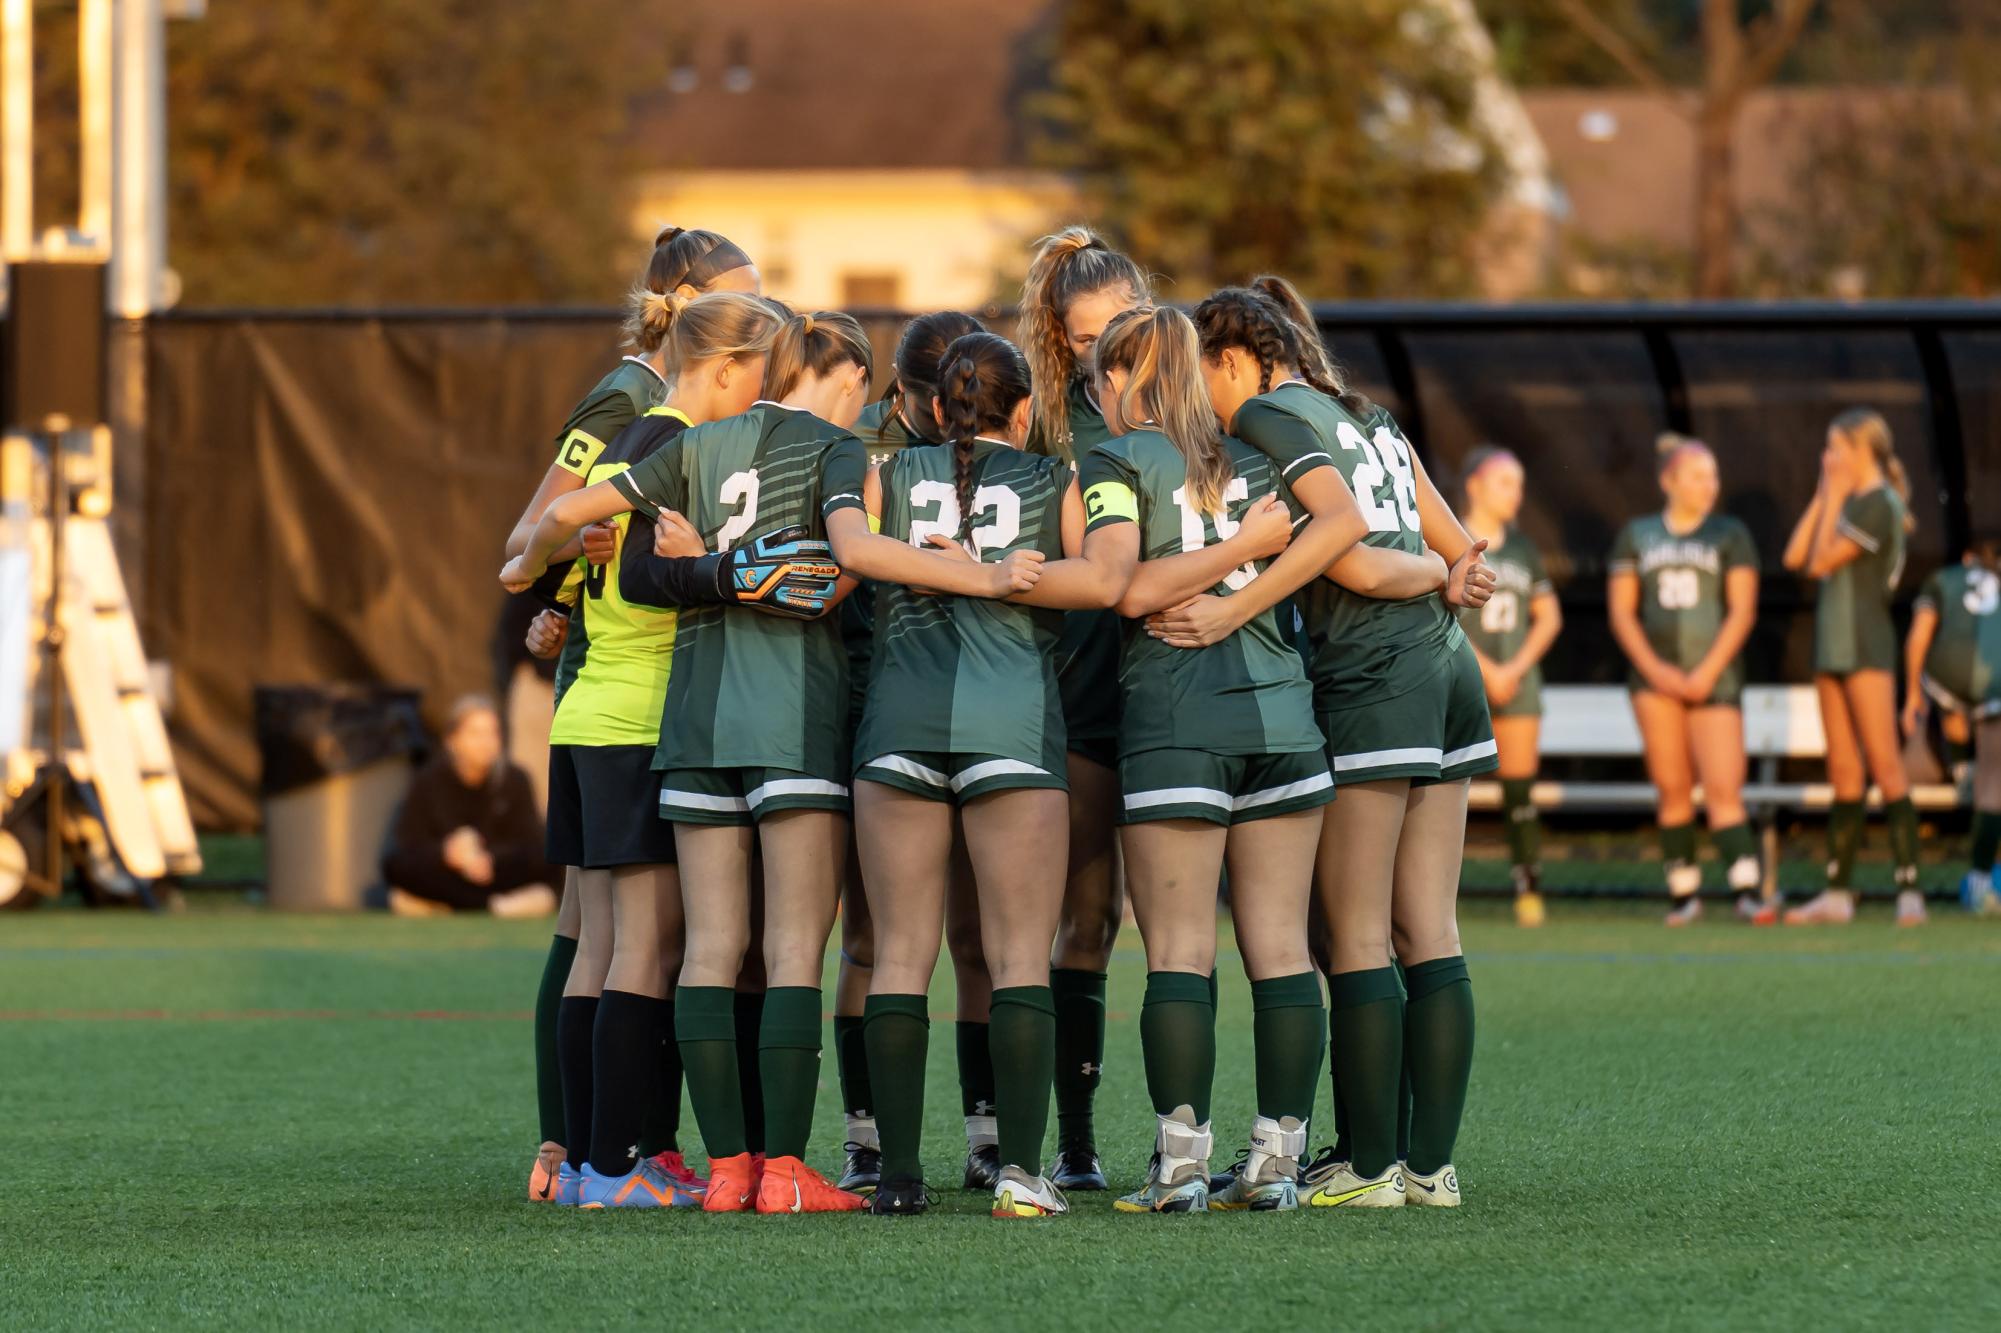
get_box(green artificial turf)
[2,901,1997,1330]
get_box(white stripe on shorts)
[952,758,1050,792]
[1233,771,1335,811]
[659,788,750,814]
[1440,738,1498,769]
[746,777,849,809]
[1123,786,1232,812]
[1331,745,1442,773]
[860,754,951,789]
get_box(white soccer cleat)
[991,1165,1068,1218]
[1305,1159,1404,1208]
[1664,896,1702,927]
[1783,889,1855,925]
[1208,1115,1305,1212]
[1895,888,1928,927]
[1401,1162,1461,1207]
[1114,1106,1212,1214]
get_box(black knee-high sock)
[636,994,681,1158]
[1049,969,1106,1153]
[1502,777,1540,877]
[675,986,746,1158]
[990,986,1057,1175]
[535,935,577,1146]
[1328,968,1402,1179]
[1403,956,1474,1175]
[734,990,766,1154]
[1972,811,2001,874]
[589,990,669,1175]
[834,1014,873,1119]
[956,1020,995,1118]
[556,994,598,1173]
[864,994,930,1180]
[1828,800,1865,889]
[1886,796,1919,889]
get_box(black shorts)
[546,744,678,869]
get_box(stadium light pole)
[0,0,30,270]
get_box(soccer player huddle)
[493,221,1997,1222]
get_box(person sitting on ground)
[382,695,559,918]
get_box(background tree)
[1546,0,1817,298]
[32,1,675,305]
[1029,0,1510,300]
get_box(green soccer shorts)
[657,766,850,825]
[855,751,1068,804]
[1320,642,1498,786]
[1118,747,1335,826]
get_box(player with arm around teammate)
[1901,538,2001,912]
[1457,446,1562,926]
[1607,434,1763,927]
[1174,279,1494,1212]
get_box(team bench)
[1464,684,1962,815]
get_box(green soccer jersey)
[549,357,670,705]
[841,399,926,732]
[1916,563,2001,706]
[610,402,867,773]
[1608,511,1759,687]
[1079,429,1322,757]
[854,439,1072,765]
[549,405,687,747]
[1813,486,1907,675]
[1029,376,1121,756]
[1459,524,1552,668]
[1234,382,1460,713]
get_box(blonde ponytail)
[1018,226,1148,457]
[663,291,783,376]
[1832,406,1916,534]
[1096,306,1233,515]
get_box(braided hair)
[881,311,984,446]
[933,332,1031,544]
[623,225,756,354]
[1018,227,1149,458]
[1192,284,1343,400]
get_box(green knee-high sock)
[734,991,766,1153]
[1972,811,2001,873]
[1328,967,1403,1179]
[535,934,577,1146]
[834,1014,873,1119]
[1403,956,1474,1176]
[989,986,1056,1175]
[635,994,682,1158]
[675,986,746,1159]
[1139,970,1215,1124]
[1828,800,1865,889]
[863,994,930,1181]
[758,987,823,1161]
[1501,778,1540,877]
[1662,820,1699,901]
[1711,822,1761,893]
[1394,961,1411,1163]
[956,1020,996,1117]
[1250,972,1324,1124]
[1049,969,1106,1152]
[1886,797,1920,888]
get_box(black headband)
[681,240,753,289]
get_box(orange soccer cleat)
[528,1142,566,1202]
[702,1153,760,1213]
[648,1150,708,1196]
[755,1156,868,1214]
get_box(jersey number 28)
[1336,422,1419,534]
[908,479,1020,556]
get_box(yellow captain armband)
[868,511,882,534]
[1084,481,1138,526]
[556,428,606,478]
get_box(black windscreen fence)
[124,304,2000,829]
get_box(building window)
[840,272,902,309]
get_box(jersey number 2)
[716,469,760,552]
[1171,478,1257,591]
[908,479,1020,555]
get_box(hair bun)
[654,224,686,246]
[799,313,816,337]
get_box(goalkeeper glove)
[709,526,841,618]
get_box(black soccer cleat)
[1049,1147,1108,1192]
[837,1141,882,1195]
[962,1142,1001,1191]
[868,1175,934,1217]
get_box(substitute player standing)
[1902,540,2001,912]
[1608,434,1763,926]
[1457,446,1561,926]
